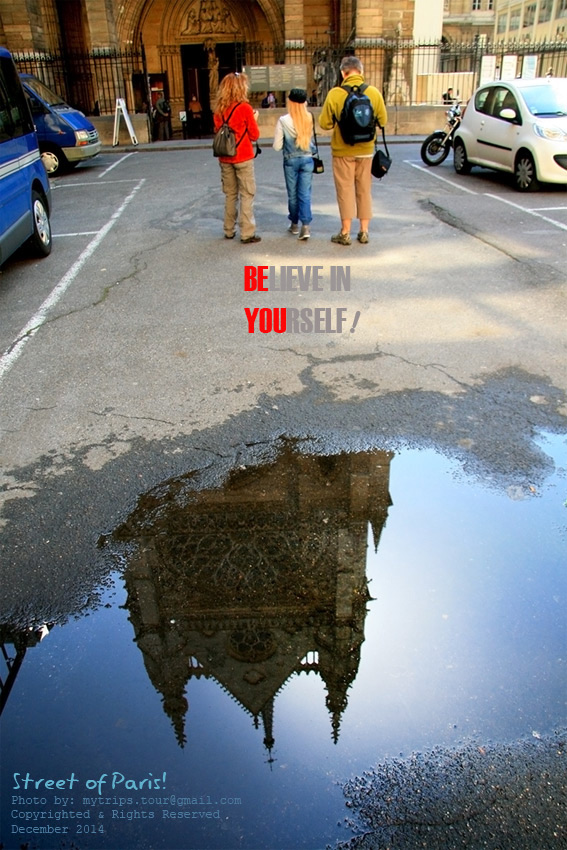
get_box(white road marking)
[407,161,478,194]
[98,152,135,177]
[485,193,567,232]
[53,231,99,237]
[528,205,567,212]
[52,178,140,189]
[0,179,145,384]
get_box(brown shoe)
[241,234,262,244]
[331,231,351,246]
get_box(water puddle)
[1,436,565,849]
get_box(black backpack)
[212,104,240,157]
[337,84,376,145]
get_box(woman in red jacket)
[213,73,261,244]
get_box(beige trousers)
[331,156,373,222]
[220,159,256,239]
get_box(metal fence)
[12,48,147,116]
[12,39,567,116]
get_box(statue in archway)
[204,39,219,106]
[181,6,199,35]
[181,0,239,37]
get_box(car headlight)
[533,122,567,141]
[75,129,90,145]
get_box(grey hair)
[340,56,363,74]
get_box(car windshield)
[520,81,567,117]
[23,76,67,107]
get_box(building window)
[472,0,481,9]
[509,7,521,29]
[497,12,508,31]
[558,0,567,18]
[539,0,553,22]
[523,3,536,26]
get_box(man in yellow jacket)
[319,56,387,245]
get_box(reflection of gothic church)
[112,449,393,754]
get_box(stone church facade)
[0,0,444,125]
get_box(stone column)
[83,0,119,49]
[284,0,304,41]
[159,45,185,132]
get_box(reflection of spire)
[260,697,276,767]
[163,693,188,748]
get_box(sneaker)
[357,231,369,244]
[224,232,235,239]
[241,234,262,244]
[288,223,299,235]
[299,225,310,240]
[331,232,351,246]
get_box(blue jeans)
[283,156,314,225]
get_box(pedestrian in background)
[273,88,316,240]
[319,56,387,245]
[188,95,203,137]
[213,72,261,244]
[154,92,171,140]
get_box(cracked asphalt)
[0,141,566,623]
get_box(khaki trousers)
[220,159,256,239]
[331,156,373,222]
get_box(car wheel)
[453,139,472,175]
[28,190,52,257]
[40,146,67,177]
[514,151,540,192]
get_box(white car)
[453,77,567,191]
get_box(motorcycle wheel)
[420,132,450,166]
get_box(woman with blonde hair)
[273,88,316,240]
[213,72,261,244]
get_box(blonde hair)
[287,99,312,151]
[214,72,250,115]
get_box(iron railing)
[11,39,567,116]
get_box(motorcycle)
[420,101,462,166]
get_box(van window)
[0,55,35,142]
[21,75,66,107]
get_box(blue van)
[0,47,52,266]
[20,73,101,176]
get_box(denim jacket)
[273,114,316,159]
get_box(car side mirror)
[500,107,518,122]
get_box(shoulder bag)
[371,124,392,179]
[311,115,324,174]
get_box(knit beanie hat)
[288,88,307,103]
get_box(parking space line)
[52,179,140,189]
[485,193,567,232]
[0,178,145,384]
[407,161,478,195]
[54,231,99,237]
[529,205,567,212]
[98,152,135,177]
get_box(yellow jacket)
[318,73,387,157]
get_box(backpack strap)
[222,103,248,150]
[341,83,368,94]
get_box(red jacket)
[213,101,259,164]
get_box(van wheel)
[29,191,52,257]
[514,151,540,192]
[41,147,67,177]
